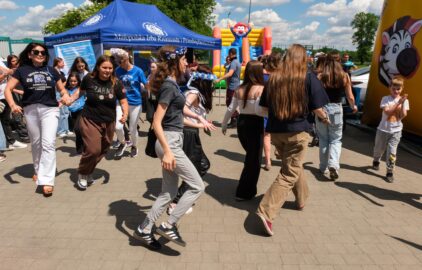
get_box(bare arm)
[383,95,408,116]
[344,75,357,113]
[153,103,176,171]
[118,98,129,124]
[216,69,235,83]
[56,79,71,105]
[313,107,331,125]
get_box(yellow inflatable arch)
[362,0,422,136]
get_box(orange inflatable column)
[242,37,250,65]
[212,27,221,67]
[263,27,272,55]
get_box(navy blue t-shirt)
[12,65,61,107]
[260,72,329,133]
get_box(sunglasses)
[31,50,46,56]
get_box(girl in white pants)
[112,48,147,158]
[4,42,71,196]
[115,104,142,157]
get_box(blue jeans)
[0,122,6,151]
[316,103,343,171]
[57,105,70,135]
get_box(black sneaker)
[372,161,380,170]
[156,222,186,247]
[386,172,394,183]
[115,142,127,158]
[130,146,138,158]
[329,167,339,181]
[132,227,161,250]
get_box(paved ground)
[0,102,421,270]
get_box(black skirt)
[183,127,210,176]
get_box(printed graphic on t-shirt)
[92,84,114,100]
[26,71,53,91]
[120,74,134,91]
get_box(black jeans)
[0,99,15,146]
[70,110,83,154]
[236,114,264,199]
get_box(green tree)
[351,12,379,64]
[43,0,216,36]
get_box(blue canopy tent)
[44,0,221,62]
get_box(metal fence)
[0,36,43,60]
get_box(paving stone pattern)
[0,104,421,270]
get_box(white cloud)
[0,0,18,10]
[223,0,290,6]
[234,7,246,13]
[81,0,94,7]
[0,3,75,39]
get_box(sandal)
[42,185,54,197]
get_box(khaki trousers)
[258,131,310,222]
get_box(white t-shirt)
[0,61,8,100]
[377,95,410,133]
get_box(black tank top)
[325,86,345,103]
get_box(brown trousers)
[78,116,114,175]
[258,131,310,222]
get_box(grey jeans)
[141,131,204,231]
[373,129,401,173]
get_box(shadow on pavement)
[56,146,81,157]
[142,178,162,201]
[3,163,34,184]
[303,162,332,182]
[215,148,281,168]
[339,163,386,182]
[203,173,300,237]
[342,125,422,175]
[108,199,180,255]
[56,167,110,189]
[388,235,422,251]
[335,182,422,209]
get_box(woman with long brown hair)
[222,60,265,200]
[255,44,329,236]
[316,53,357,180]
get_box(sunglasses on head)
[165,47,187,60]
[31,50,46,56]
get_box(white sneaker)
[77,174,88,190]
[10,141,27,149]
[67,131,75,136]
[58,133,67,138]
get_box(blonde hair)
[391,75,404,87]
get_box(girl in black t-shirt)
[4,42,72,197]
[70,55,128,190]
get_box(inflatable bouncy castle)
[362,0,422,136]
[212,23,272,85]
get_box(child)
[67,72,85,154]
[372,75,409,183]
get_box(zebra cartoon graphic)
[379,16,422,87]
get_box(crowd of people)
[0,42,409,249]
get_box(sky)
[0,0,384,50]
